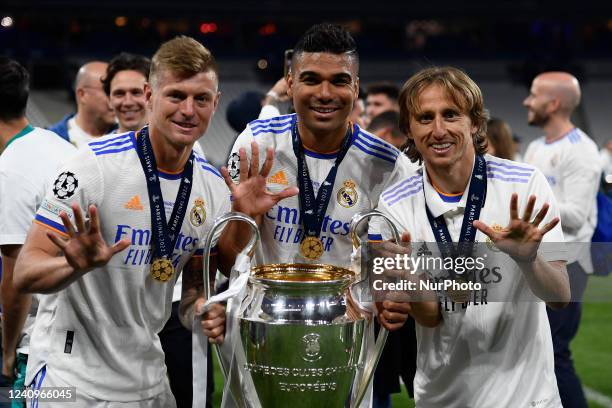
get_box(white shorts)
[27,366,176,408]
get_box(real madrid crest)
[190,198,206,227]
[337,179,358,208]
[485,223,505,251]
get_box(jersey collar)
[422,155,476,218]
[5,124,34,148]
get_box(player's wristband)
[266,90,280,99]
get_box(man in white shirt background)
[523,71,602,408]
[48,61,116,147]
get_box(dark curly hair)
[398,66,489,163]
[101,52,151,96]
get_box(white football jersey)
[375,154,566,408]
[228,113,418,268]
[525,128,602,271]
[26,131,230,401]
[0,126,77,355]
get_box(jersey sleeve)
[373,154,419,207]
[369,190,411,242]
[34,148,104,236]
[258,105,281,120]
[527,168,567,262]
[226,126,256,184]
[557,143,602,231]
[0,171,43,245]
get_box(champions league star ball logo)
[190,198,206,227]
[227,152,240,183]
[337,179,358,208]
[52,171,78,200]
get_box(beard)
[527,109,549,127]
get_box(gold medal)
[300,236,324,260]
[151,257,175,283]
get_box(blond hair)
[398,66,488,163]
[149,36,218,88]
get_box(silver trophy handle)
[202,212,260,386]
[349,209,401,408]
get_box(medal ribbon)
[424,154,487,277]
[291,116,354,240]
[134,126,194,261]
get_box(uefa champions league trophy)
[201,210,400,408]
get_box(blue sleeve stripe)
[382,178,422,202]
[250,119,293,131]
[357,131,399,158]
[486,161,534,173]
[368,233,383,241]
[353,139,396,163]
[94,145,136,156]
[485,165,532,178]
[34,214,66,234]
[381,175,423,200]
[90,139,133,152]
[355,134,398,159]
[252,124,292,137]
[194,155,210,164]
[88,133,132,147]
[249,114,295,127]
[487,173,530,183]
[201,165,223,179]
[387,184,424,206]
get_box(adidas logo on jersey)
[267,170,288,185]
[124,195,144,210]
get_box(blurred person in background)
[101,53,151,134]
[365,82,399,126]
[259,77,291,119]
[367,110,408,149]
[349,86,367,129]
[0,57,76,408]
[512,133,524,162]
[48,61,116,147]
[226,91,265,133]
[524,71,602,408]
[486,117,515,160]
[601,140,612,180]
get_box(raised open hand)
[46,203,130,273]
[473,193,560,262]
[220,141,299,218]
